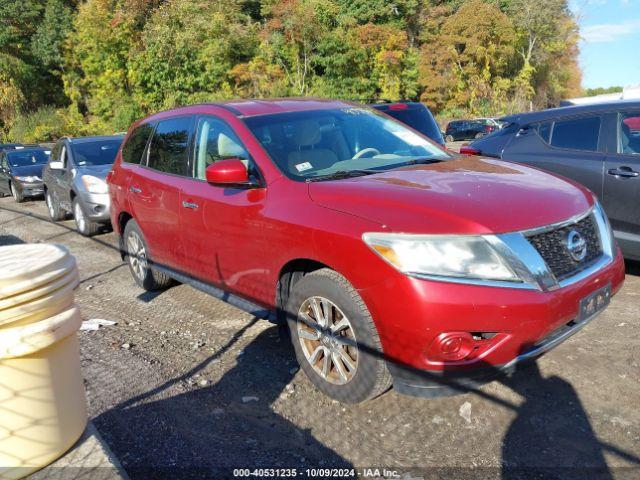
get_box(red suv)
[108,99,624,403]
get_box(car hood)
[76,164,113,180]
[11,164,45,178]
[307,157,594,235]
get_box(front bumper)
[359,249,625,396]
[78,192,111,223]
[16,180,44,197]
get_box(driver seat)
[287,120,338,173]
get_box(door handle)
[182,201,199,210]
[129,186,142,193]
[608,167,639,178]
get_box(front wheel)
[9,182,24,203]
[46,190,66,221]
[286,268,392,403]
[123,219,173,291]
[474,132,484,139]
[445,135,454,143]
[73,198,100,236]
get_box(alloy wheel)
[127,231,147,280]
[74,202,86,233]
[297,296,358,385]
[10,183,17,201]
[46,192,55,218]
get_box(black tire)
[45,189,66,221]
[286,268,392,403]
[445,135,454,143]
[9,182,24,203]
[123,219,173,291]
[73,198,100,237]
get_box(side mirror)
[49,161,64,170]
[205,159,252,186]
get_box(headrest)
[291,120,321,147]
[218,133,246,158]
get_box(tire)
[73,198,100,237]
[445,135,454,143]
[9,182,24,203]
[474,132,484,139]
[45,190,66,221]
[123,219,173,291]
[286,268,392,403]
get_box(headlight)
[593,201,616,255]
[81,175,108,194]
[15,176,40,183]
[362,232,519,282]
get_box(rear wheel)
[123,219,173,291]
[474,132,484,139]
[46,190,66,221]
[9,182,24,203]
[73,198,100,236]
[445,135,454,143]
[286,268,392,403]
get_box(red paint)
[108,99,625,375]
[459,145,481,155]
[205,159,249,184]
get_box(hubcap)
[74,202,86,232]
[297,296,358,385]
[47,193,55,217]
[10,184,16,200]
[127,232,147,280]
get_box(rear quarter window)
[122,123,154,164]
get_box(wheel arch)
[276,258,333,322]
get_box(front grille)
[527,214,602,281]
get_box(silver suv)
[43,135,123,236]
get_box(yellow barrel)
[0,244,87,480]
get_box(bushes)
[7,106,67,143]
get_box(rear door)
[178,114,269,300]
[127,115,195,269]
[602,109,640,258]
[501,114,605,198]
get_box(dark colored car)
[370,102,445,145]
[107,99,623,403]
[0,143,24,151]
[465,100,640,260]
[0,147,51,202]
[43,135,123,236]
[445,120,495,142]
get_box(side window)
[122,123,154,164]
[550,116,600,152]
[193,117,249,180]
[147,116,194,176]
[532,121,552,143]
[618,111,640,155]
[0,154,6,168]
[60,145,68,168]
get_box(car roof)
[502,99,640,125]
[67,134,124,144]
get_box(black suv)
[467,100,640,260]
[444,120,494,142]
[370,102,444,145]
[0,147,50,202]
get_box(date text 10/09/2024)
[232,468,418,478]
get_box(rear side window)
[550,116,600,152]
[532,121,552,143]
[618,111,640,155]
[147,116,194,176]
[122,123,154,164]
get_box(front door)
[0,153,9,194]
[603,109,640,259]
[178,115,269,303]
[127,115,195,270]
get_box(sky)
[569,0,640,89]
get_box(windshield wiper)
[306,169,379,182]
[400,156,447,166]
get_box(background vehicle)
[0,147,50,202]
[475,117,505,130]
[370,102,445,145]
[465,100,640,260]
[43,135,123,236]
[108,99,622,404]
[444,119,494,142]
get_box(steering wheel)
[352,147,380,159]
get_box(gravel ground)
[1,196,639,480]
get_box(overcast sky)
[570,0,640,89]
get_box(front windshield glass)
[7,150,50,168]
[71,139,122,166]
[243,108,450,181]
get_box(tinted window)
[533,121,552,143]
[619,111,640,155]
[122,123,154,164]
[377,106,444,144]
[550,116,600,151]
[148,117,194,175]
[7,150,50,168]
[193,117,249,180]
[71,139,122,166]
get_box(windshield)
[244,108,450,181]
[7,150,50,168]
[71,139,122,166]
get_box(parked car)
[0,147,51,202]
[444,119,495,142]
[370,102,445,145]
[43,135,123,236]
[0,143,24,151]
[464,100,640,260]
[108,99,623,403]
[475,117,505,130]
